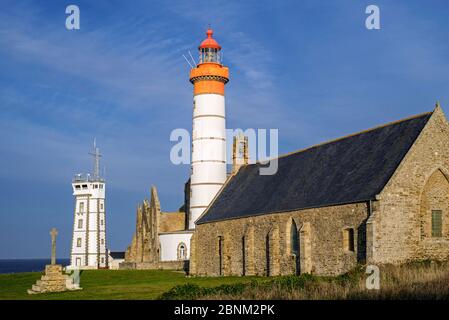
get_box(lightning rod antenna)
[88,138,102,180]
[182,54,194,69]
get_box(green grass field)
[0,269,259,300]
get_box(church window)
[265,233,271,276]
[218,236,224,275]
[343,228,355,252]
[241,236,246,276]
[290,220,299,256]
[77,238,82,247]
[77,219,83,229]
[432,210,443,237]
[177,242,187,260]
[79,202,84,213]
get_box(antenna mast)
[89,138,102,180]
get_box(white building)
[68,143,108,269]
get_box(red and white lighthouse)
[189,29,229,229]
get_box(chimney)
[232,133,249,174]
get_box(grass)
[174,260,449,300]
[0,269,259,300]
[1,260,448,300]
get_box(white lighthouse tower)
[189,28,229,229]
[68,141,108,269]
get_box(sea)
[0,259,70,274]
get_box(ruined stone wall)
[123,186,188,269]
[124,186,161,264]
[159,212,186,233]
[191,202,368,276]
[368,107,449,264]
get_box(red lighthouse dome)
[199,28,221,50]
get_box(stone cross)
[49,228,58,265]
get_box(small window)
[94,184,98,189]
[101,257,104,264]
[432,210,443,238]
[77,238,82,247]
[78,219,83,229]
[177,242,187,260]
[100,203,104,210]
[75,185,81,189]
[82,184,88,189]
[79,202,85,213]
[101,219,104,226]
[101,239,104,245]
[99,184,103,189]
[343,228,355,252]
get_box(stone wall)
[368,106,449,264]
[191,202,369,276]
[124,186,161,264]
[123,185,187,269]
[159,212,186,233]
[119,260,187,271]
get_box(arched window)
[241,236,246,276]
[290,220,299,256]
[177,242,187,260]
[265,233,270,276]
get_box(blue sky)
[1,0,449,258]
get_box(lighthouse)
[189,28,229,229]
[68,142,108,269]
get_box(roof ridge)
[252,110,433,164]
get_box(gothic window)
[77,219,83,229]
[177,242,187,260]
[290,220,299,256]
[218,236,224,275]
[343,228,355,252]
[77,238,82,247]
[432,210,443,237]
[241,236,246,276]
[265,233,271,276]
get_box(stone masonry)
[122,186,187,270]
[191,105,449,277]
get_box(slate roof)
[197,112,432,224]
